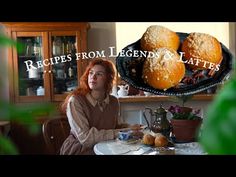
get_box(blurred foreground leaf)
[199,75,236,154]
[0,33,23,53]
[0,101,56,134]
[0,101,56,154]
[0,136,19,155]
[0,33,56,154]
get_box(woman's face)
[88,65,107,91]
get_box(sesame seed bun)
[141,25,180,51]
[181,32,222,70]
[142,48,185,90]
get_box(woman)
[60,58,140,155]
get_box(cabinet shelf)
[118,94,214,103]
[20,78,43,81]
[54,77,77,81]
[18,55,37,58]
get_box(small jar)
[57,69,64,79]
[68,66,74,78]
[37,86,44,96]
[28,68,39,79]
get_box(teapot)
[143,105,171,137]
[117,84,129,97]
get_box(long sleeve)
[66,96,121,147]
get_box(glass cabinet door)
[14,32,49,102]
[5,22,89,104]
[18,36,43,95]
[50,32,79,101]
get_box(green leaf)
[0,34,23,53]
[199,75,236,154]
[0,136,19,155]
[0,101,56,136]
[27,123,41,134]
[0,101,55,121]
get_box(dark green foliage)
[0,137,19,155]
[0,34,23,53]
[200,74,236,154]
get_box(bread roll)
[142,48,185,90]
[181,32,222,70]
[142,134,155,145]
[141,25,180,51]
[154,133,169,147]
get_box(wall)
[88,22,117,63]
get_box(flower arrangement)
[168,105,202,120]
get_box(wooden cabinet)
[2,22,90,104]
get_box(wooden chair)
[42,117,70,154]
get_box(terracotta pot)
[170,119,202,142]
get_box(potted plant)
[168,104,202,143]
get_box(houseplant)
[168,104,202,142]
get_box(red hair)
[61,58,116,113]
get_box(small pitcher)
[117,84,129,97]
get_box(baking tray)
[116,32,234,96]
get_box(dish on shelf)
[116,32,233,96]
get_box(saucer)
[117,138,141,145]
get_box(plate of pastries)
[141,132,175,154]
[116,25,233,96]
